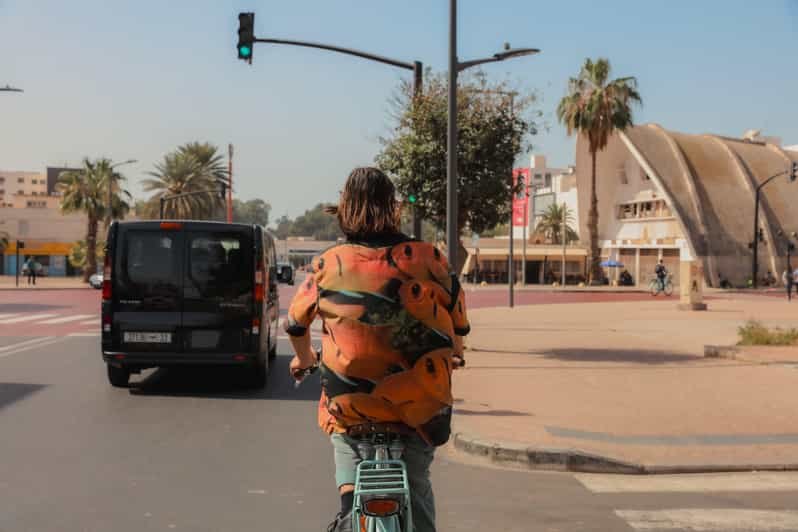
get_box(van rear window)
[125,233,178,286]
[185,233,252,301]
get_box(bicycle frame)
[352,441,413,532]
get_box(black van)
[101,221,286,388]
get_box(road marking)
[38,314,95,325]
[0,313,21,319]
[616,509,798,531]
[79,319,98,325]
[67,332,100,337]
[0,313,58,324]
[0,336,61,358]
[576,472,798,493]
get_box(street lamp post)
[106,159,137,230]
[751,165,796,288]
[446,0,540,269]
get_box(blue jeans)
[657,276,666,291]
[331,433,436,532]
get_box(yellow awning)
[3,242,74,255]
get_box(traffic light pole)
[227,144,234,223]
[246,36,425,237]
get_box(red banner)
[512,168,530,228]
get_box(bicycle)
[294,365,413,532]
[649,273,674,296]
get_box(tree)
[143,152,210,219]
[557,58,641,282]
[534,203,579,244]
[68,239,105,274]
[233,198,271,226]
[272,215,293,240]
[59,158,131,282]
[290,203,342,241]
[377,70,540,269]
[143,142,229,220]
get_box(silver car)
[89,272,103,289]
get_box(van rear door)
[182,227,254,354]
[112,224,184,353]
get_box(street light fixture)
[446,0,540,268]
[107,159,137,229]
[751,164,796,287]
[0,85,23,93]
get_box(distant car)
[277,262,294,285]
[89,273,103,289]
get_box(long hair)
[326,167,401,240]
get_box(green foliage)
[272,215,293,240]
[233,198,271,226]
[143,142,228,220]
[557,58,641,282]
[534,203,579,244]
[58,157,131,281]
[68,239,105,273]
[738,320,798,346]
[290,204,342,240]
[377,71,541,239]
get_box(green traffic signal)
[408,194,417,204]
[238,45,252,58]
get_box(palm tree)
[143,151,213,220]
[535,203,579,245]
[180,142,229,216]
[59,158,130,282]
[557,58,641,282]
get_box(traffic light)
[516,174,525,199]
[790,161,797,182]
[237,12,255,63]
[408,193,418,204]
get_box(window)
[618,165,628,184]
[0,177,5,183]
[534,173,542,182]
[31,191,37,196]
[186,233,252,301]
[18,177,24,183]
[31,179,37,184]
[0,189,4,195]
[545,173,552,187]
[17,190,24,195]
[125,233,178,287]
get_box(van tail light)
[362,498,400,517]
[252,317,260,335]
[102,253,112,301]
[254,260,265,303]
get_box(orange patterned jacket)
[286,234,469,445]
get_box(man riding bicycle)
[655,260,668,292]
[286,167,469,532]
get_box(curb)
[452,433,798,475]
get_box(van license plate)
[124,332,172,344]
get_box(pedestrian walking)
[23,256,37,286]
[784,269,793,301]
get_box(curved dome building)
[575,124,798,287]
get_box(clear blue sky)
[2,0,796,219]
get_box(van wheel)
[248,358,268,389]
[107,364,130,387]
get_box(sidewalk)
[451,293,798,472]
[0,275,87,290]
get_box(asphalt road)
[2,335,798,532]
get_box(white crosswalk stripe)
[38,314,95,325]
[0,313,21,319]
[616,509,798,531]
[79,318,98,325]
[0,313,58,324]
[576,472,798,493]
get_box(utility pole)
[227,144,234,223]
[561,202,567,286]
[522,189,528,285]
[752,164,796,287]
